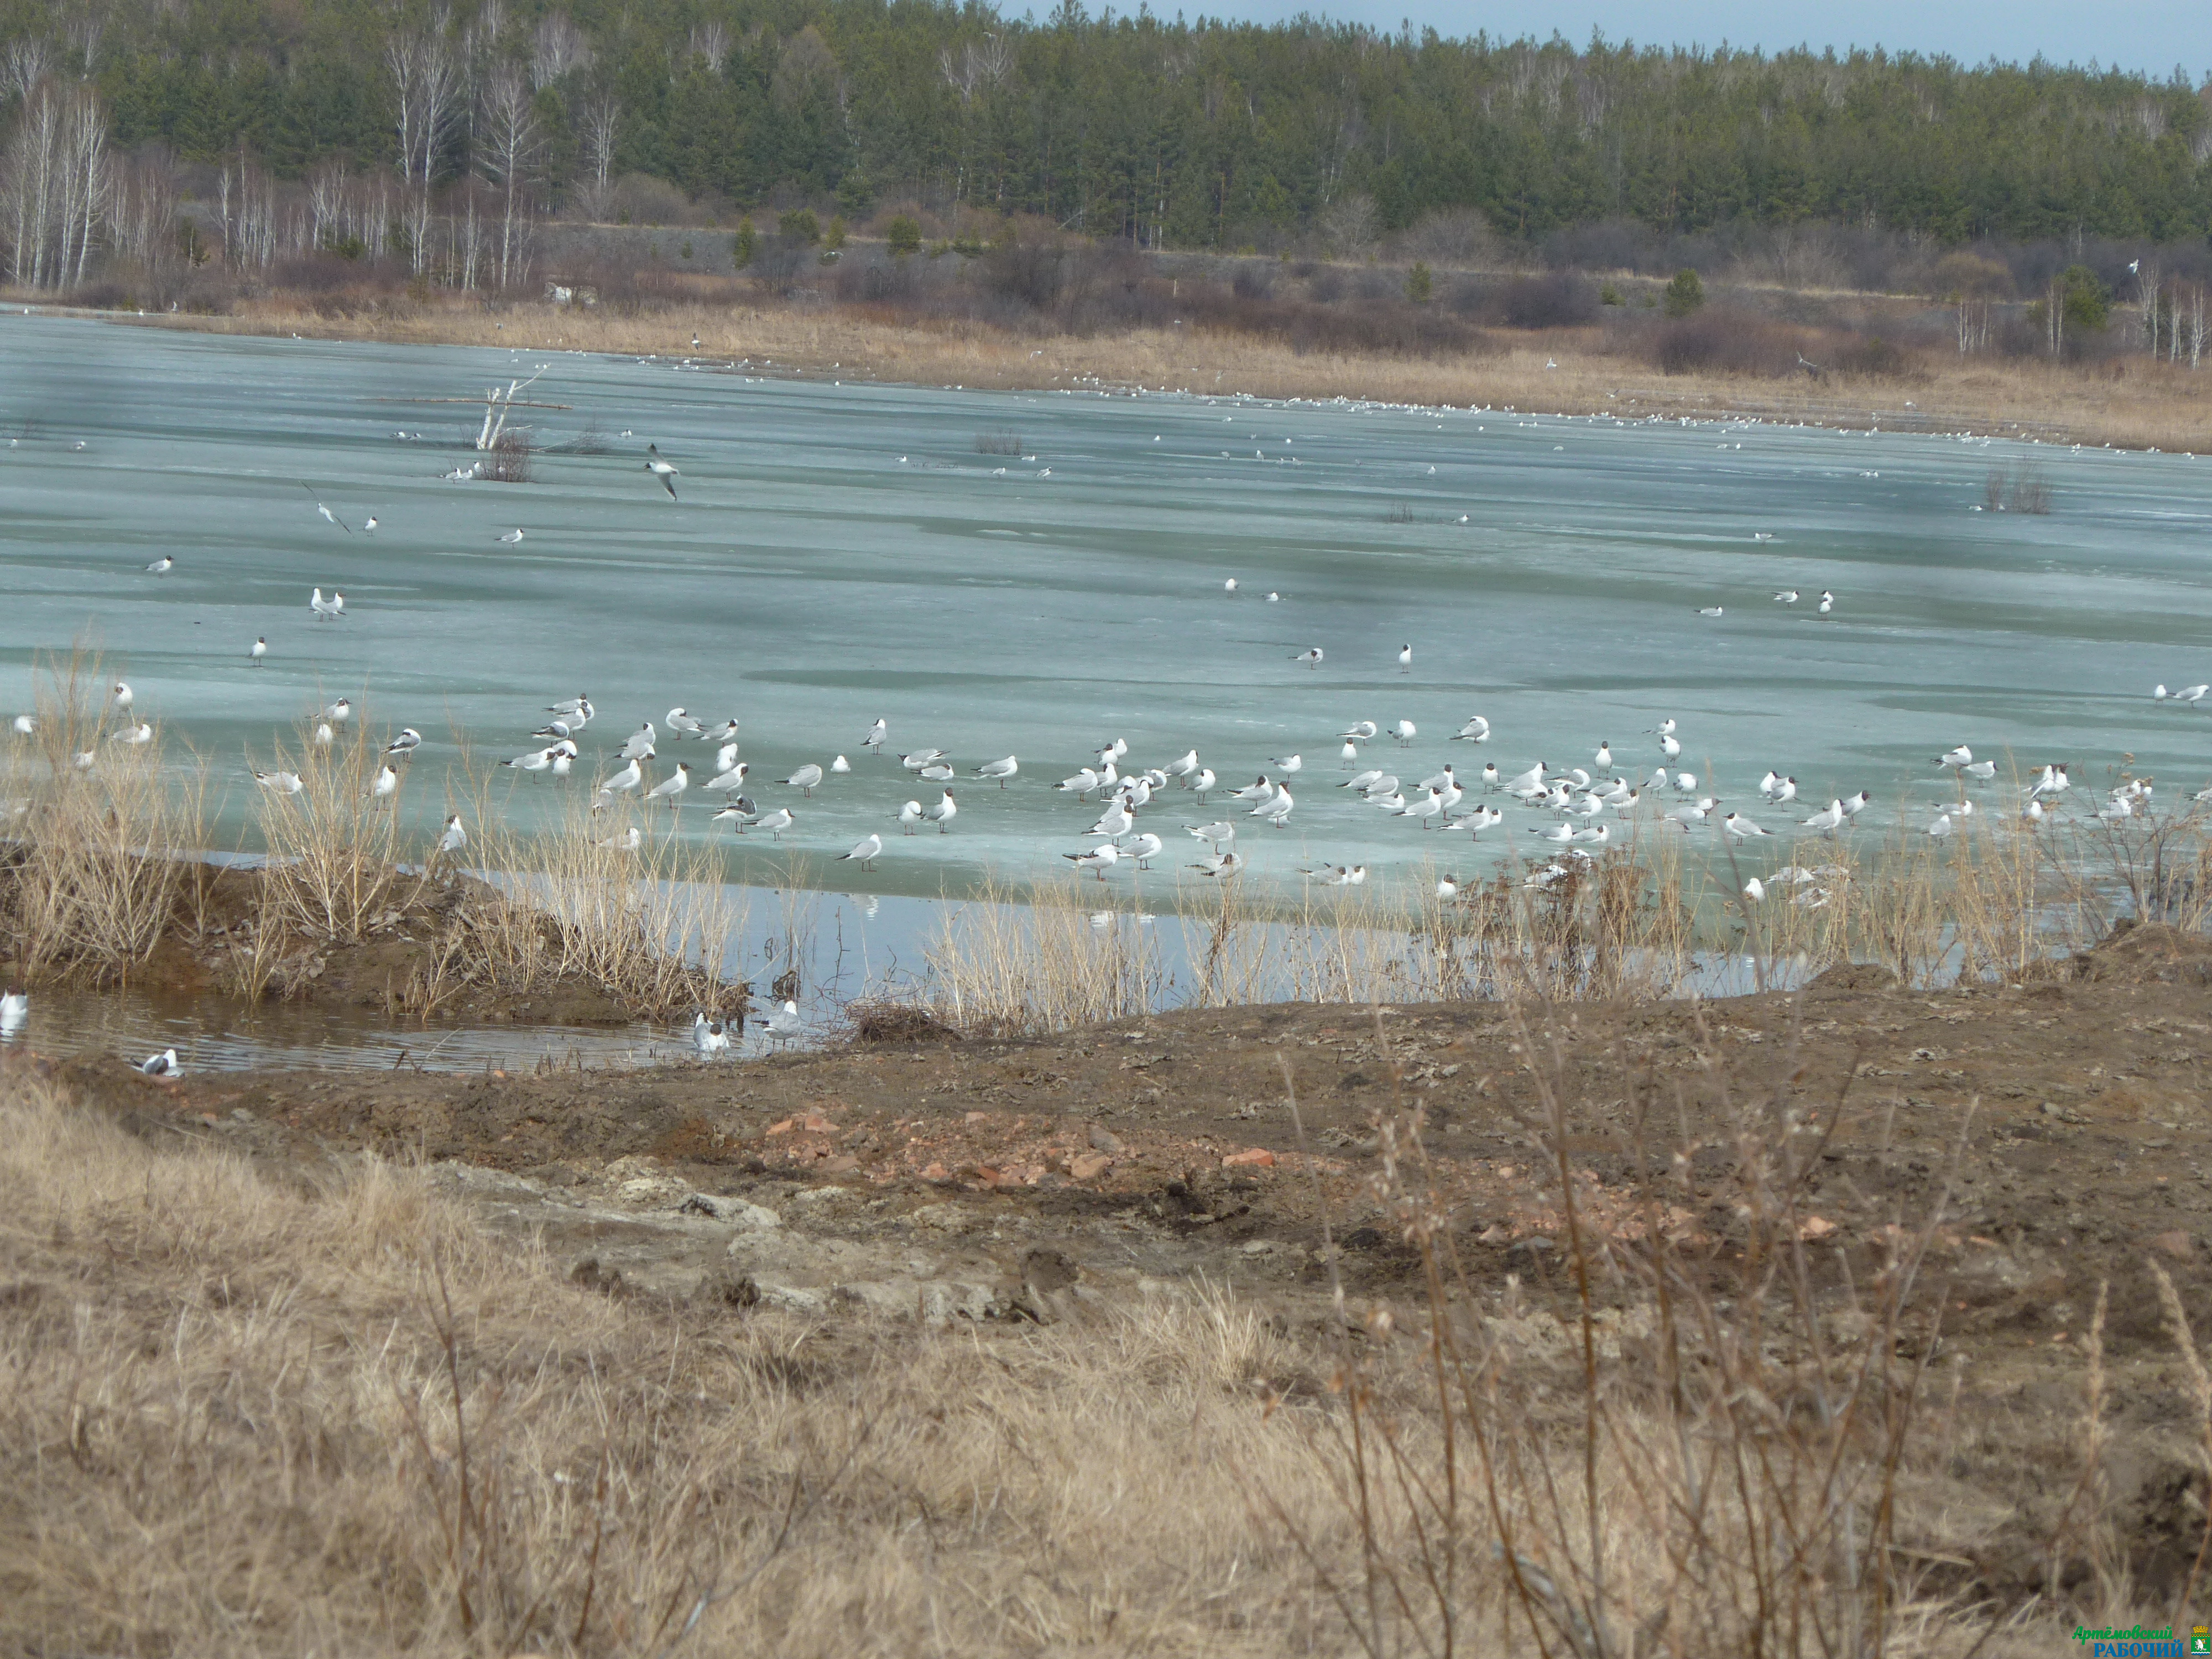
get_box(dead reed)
[0,646,205,985]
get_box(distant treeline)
[7,0,2212,249]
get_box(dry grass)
[119,299,2212,452]
[0,648,206,985]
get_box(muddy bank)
[3,863,742,1029]
[29,921,2212,1604]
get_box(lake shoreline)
[62,296,2212,455]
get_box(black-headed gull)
[746,806,795,839]
[839,832,883,868]
[1453,716,1490,743]
[618,724,657,761]
[437,814,467,854]
[1291,647,1323,668]
[251,636,267,665]
[1270,753,1302,773]
[1397,644,1412,673]
[780,763,824,795]
[927,789,957,832]
[1186,821,1236,845]
[692,1013,729,1057]
[387,727,422,755]
[599,826,643,852]
[896,799,924,834]
[1934,745,1973,770]
[973,755,1018,787]
[1340,721,1378,743]
[495,528,525,544]
[597,757,644,800]
[1190,849,1244,878]
[144,556,174,574]
[644,762,691,807]
[863,718,886,752]
[1720,812,1770,839]
[137,1048,181,1077]
[1122,832,1164,868]
[666,708,704,738]
[1066,842,1120,879]
[645,444,680,499]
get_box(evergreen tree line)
[2,0,2210,258]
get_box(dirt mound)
[1805,961,1900,993]
[845,1000,960,1044]
[2069,920,2212,985]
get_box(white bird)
[645,763,691,807]
[1267,592,1280,602]
[363,516,378,534]
[324,698,351,723]
[310,722,333,748]
[1506,763,1546,795]
[1742,878,1766,902]
[1187,821,1237,846]
[830,754,851,773]
[617,725,657,762]
[1802,800,1844,832]
[1928,812,1953,838]
[666,708,704,739]
[1532,822,1578,844]
[1593,742,1611,769]
[1720,812,1770,839]
[547,695,593,716]
[896,799,924,834]
[255,769,302,794]
[250,636,267,665]
[110,681,134,712]
[1698,606,1724,617]
[1393,720,1416,746]
[437,814,467,854]
[1089,799,1135,838]
[504,746,556,773]
[1417,765,1456,792]
[1817,591,1834,614]
[1190,850,1244,879]
[644,444,680,499]
[863,718,887,753]
[495,528,525,544]
[692,1013,729,1057]
[1121,832,1164,868]
[386,727,422,756]
[970,755,1018,789]
[839,833,883,868]
[144,556,174,574]
[1229,774,1275,803]
[926,789,957,832]
[309,587,343,620]
[1453,716,1490,743]
[1963,759,1997,781]
[1066,842,1120,879]
[371,764,398,799]
[1397,643,1413,674]
[1457,805,1504,834]
[778,763,823,795]
[1841,790,1872,817]
[1304,863,1366,886]
[900,749,949,771]
[1773,589,1798,604]
[1291,648,1323,667]
[1186,767,1216,799]
[0,988,24,1034]
[598,826,643,852]
[746,806,795,839]
[302,481,352,532]
[1935,745,1973,770]
[597,757,644,800]
[1650,718,1677,736]
[1271,753,1302,773]
[1223,578,1238,594]
[1162,750,1199,779]
[1340,721,1379,742]
[1395,788,1443,828]
[137,1048,181,1078]
[759,1000,804,1044]
[1257,786,1294,825]
[1771,777,1797,805]
[1660,733,1682,759]
[919,762,956,783]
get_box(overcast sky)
[1180,0,2208,79]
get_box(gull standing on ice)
[144,556,174,574]
[839,833,883,869]
[1066,843,1120,879]
[780,763,824,796]
[645,763,691,808]
[747,806,795,840]
[927,789,958,832]
[1291,647,1323,668]
[974,756,1019,788]
[896,800,925,834]
[1397,643,1413,674]
[250,636,267,665]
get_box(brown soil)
[27,922,2212,1608]
[8,864,681,1026]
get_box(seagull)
[386,727,422,756]
[1186,821,1237,846]
[745,806,795,840]
[495,528,525,544]
[255,769,302,794]
[1089,799,1135,838]
[974,755,1019,787]
[437,814,467,854]
[503,745,556,773]
[1532,822,1578,844]
[323,698,351,723]
[1742,878,1766,903]
[1229,775,1275,804]
[1303,864,1366,886]
[1057,766,1108,799]
[1256,786,1293,825]
[1271,753,1302,773]
[1393,720,1417,746]
[2157,684,2211,706]
[1698,607,1723,617]
[1802,800,1845,832]
[547,695,593,716]
[1928,812,1953,839]
[112,719,153,747]
[618,724,657,761]
[310,588,344,620]
[1121,831,1164,868]
[1457,804,1504,834]
[1066,843,1120,879]
[919,763,956,783]
[144,556,174,574]
[1340,721,1378,743]
[1397,643,1413,674]
[644,444,680,499]
[780,763,824,795]
[1163,750,1199,780]
[1817,591,1834,614]
[1186,768,1217,800]
[1841,790,1872,817]
[302,482,352,532]
[250,636,267,665]
[0,988,24,1034]
[644,762,691,808]
[1773,589,1799,604]
[1659,732,1682,759]
[137,1048,181,1078]
[371,764,398,799]
[1505,763,1546,794]
[596,757,644,801]
[1593,742,1612,769]
[1934,745,1973,770]
[896,799,924,834]
[598,827,643,852]
[1190,850,1244,879]
[1963,759,1997,780]
[839,832,883,869]
[758,999,804,1044]
[1453,716,1490,743]
[1223,578,1238,594]
[831,755,851,773]
[362,516,378,534]
[927,789,958,832]
[863,718,887,753]
[692,1013,729,1057]
[112,681,133,711]
[1291,647,1324,668]
[1417,765,1456,792]
[900,749,949,771]
[665,708,704,739]
[1720,812,1771,839]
